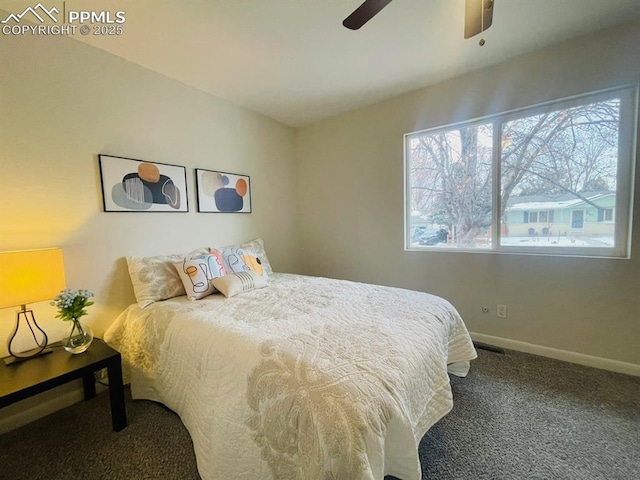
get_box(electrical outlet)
[497,304,507,318]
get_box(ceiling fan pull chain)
[479,0,485,46]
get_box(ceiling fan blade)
[464,0,494,39]
[343,0,394,30]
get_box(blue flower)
[51,289,95,322]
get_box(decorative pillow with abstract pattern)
[238,238,273,275]
[210,246,268,280]
[173,252,227,300]
[209,238,272,278]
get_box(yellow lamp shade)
[0,248,66,308]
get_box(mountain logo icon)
[1,3,59,23]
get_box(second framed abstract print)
[195,168,252,213]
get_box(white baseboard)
[470,332,640,377]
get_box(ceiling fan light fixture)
[464,0,495,40]
[342,0,496,43]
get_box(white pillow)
[127,248,208,308]
[212,271,267,298]
[173,253,226,300]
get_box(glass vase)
[63,318,93,354]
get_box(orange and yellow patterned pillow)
[210,246,268,280]
[210,238,272,277]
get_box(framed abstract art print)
[195,168,252,213]
[98,155,188,212]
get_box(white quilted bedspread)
[104,273,476,480]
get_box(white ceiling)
[3,0,640,126]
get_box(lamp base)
[4,348,53,366]
[6,307,51,366]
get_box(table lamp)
[0,248,66,366]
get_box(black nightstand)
[0,339,127,431]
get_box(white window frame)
[404,85,638,259]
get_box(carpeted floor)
[1,348,638,480]
[414,349,639,480]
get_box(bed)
[105,255,476,480]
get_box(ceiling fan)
[343,0,495,43]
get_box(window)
[598,208,614,222]
[539,211,547,223]
[405,86,637,258]
[524,210,554,224]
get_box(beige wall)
[297,22,640,366]
[0,29,300,357]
